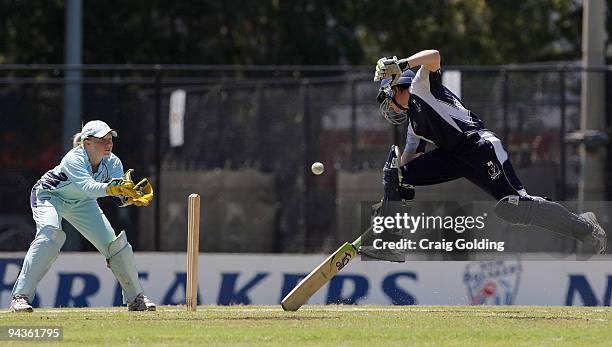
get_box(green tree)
[0,0,586,66]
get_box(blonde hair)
[73,132,83,148]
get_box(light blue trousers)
[11,190,130,302]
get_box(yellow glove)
[115,170,154,207]
[106,169,148,207]
[106,177,140,199]
[127,178,154,207]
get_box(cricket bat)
[281,147,402,311]
[280,231,367,311]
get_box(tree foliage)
[0,0,586,65]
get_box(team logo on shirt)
[413,100,421,112]
[487,161,501,180]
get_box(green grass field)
[1,305,610,346]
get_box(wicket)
[186,193,201,311]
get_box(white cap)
[80,120,118,140]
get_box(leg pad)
[107,230,143,303]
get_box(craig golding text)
[372,238,505,252]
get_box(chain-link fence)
[0,65,609,253]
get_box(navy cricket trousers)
[401,131,525,200]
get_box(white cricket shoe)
[580,212,607,254]
[9,295,33,313]
[128,293,156,311]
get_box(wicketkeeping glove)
[106,173,140,200]
[114,169,154,207]
[127,178,154,207]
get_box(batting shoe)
[128,293,157,311]
[9,295,33,313]
[580,212,607,254]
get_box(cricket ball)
[311,162,324,175]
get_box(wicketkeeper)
[372,50,607,256]
[9,120,155,312]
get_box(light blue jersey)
[34,146,123,203]
[11,120,153,310]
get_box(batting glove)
[374,56,403,84]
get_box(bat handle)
[351,224,374,252]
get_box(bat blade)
[281,242,357,311]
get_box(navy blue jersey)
[404,67,484,153]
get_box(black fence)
[0,64,610,253]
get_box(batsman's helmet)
[376,70,415,125]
